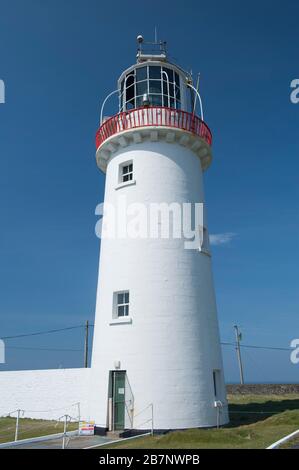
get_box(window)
[116,292,129,317]
[213,370,221,399]
[200,226,210,254]
[121,162,133,183]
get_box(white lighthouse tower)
[89,37,228,432]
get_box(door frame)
[109,370,126,431]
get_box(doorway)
[111,370,126,430]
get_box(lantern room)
[96,36,211,173]
[118,37,197,114]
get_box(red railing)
[95,107,212,150]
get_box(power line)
[0,324,292,353]
[242,344,292,351]
[6,346,82,352]
[221,342,292,351]
[1,324,94,341]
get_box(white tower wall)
[89,139,228,429]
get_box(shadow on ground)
[227,399,299,427]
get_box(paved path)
[4,435,115,449]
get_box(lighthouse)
[89,37,229,432]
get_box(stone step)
[106,431,123,439]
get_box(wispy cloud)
[209,232,237,246]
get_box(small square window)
[120,162,133,183]
[114,291,130,318]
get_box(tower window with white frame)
[213,369,221,399]
[120,162,133,183]
[115,291,130,317]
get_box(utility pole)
[84,320,89,368]
[234,325,244,385]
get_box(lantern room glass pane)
[136,66,147,81]
[136,96,143,108]
[162,80,169,95]
[126,100,135,109]
[162,67,174,83]
[168,82,174,97]
[163,94,170,107]
[126,74,134,88]
[149,66,161,79]
[136,81,148,96]
[149,80,161,94]
[150,95,163,106]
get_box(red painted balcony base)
[95,107,212,150]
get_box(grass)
[1,394,298,449]
[100,394,299,449]
[0,417,78,444]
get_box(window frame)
[119,161,133,184]
[213,369,222,400]
[199,226,210,255]
[113,291,130,319]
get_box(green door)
[113,371,126,430]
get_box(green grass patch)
[101,394,299,449]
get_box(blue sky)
[0,0,298,382]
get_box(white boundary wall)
[0,368,90,421]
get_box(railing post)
[150,403,154,436]
[15,409,21,442]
